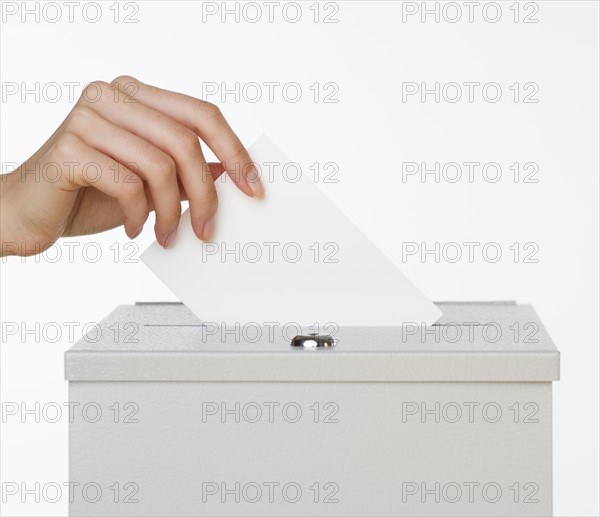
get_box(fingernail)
[246,166,264,199]
[163,231,177,249]
[132,226,143,239]
[201,216,215,241]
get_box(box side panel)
[69,382,552,517]
[65,351,560,382]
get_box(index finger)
[110,76,263,199]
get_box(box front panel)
[69,381,552,516]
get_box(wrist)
[1,172,22,257]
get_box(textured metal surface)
[69,381,553,516]
[65,302,560,381]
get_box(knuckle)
[119,174,144,201]
[198,100,222,119]
[154,153,177,180]
[174,127,200,153]
[65,105,95,131]
[230,142,249,166]
[111,74,137,87]
[196,186,218,213]
[80,80,109,103]
[52,132,81,161]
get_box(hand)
[0,76,263,257]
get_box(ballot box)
[65,301,559,516]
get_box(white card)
[141,135,441,326]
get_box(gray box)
[66,301,559,516]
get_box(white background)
[1,1,598,515]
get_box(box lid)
[65,301,560,382]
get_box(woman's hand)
[0,76,263,257]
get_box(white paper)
[141,135,441,326]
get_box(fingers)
[66,106,181,247]
[53,132,149,238]
[108,75,263,199]
[80,81,218,241]
[176,163,226,202]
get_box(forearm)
[0,170,54,258]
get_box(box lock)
[291,333,336,348]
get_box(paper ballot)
[141,136,441,326]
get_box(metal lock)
[290,333,336,348]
